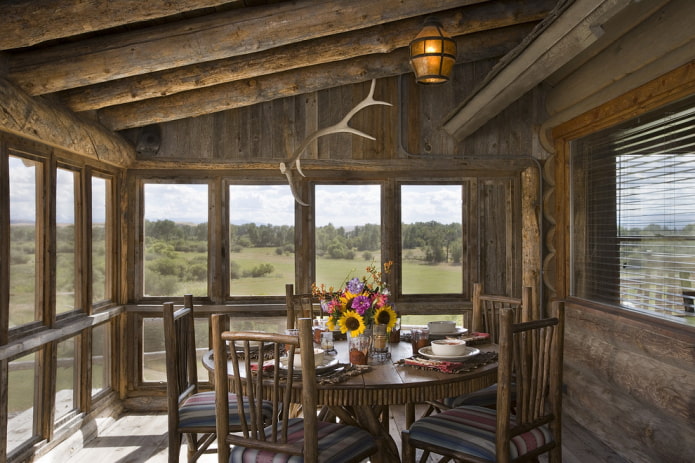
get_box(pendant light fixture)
[409,17,457,84]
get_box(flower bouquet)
[312,261,397,337]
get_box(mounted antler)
[280,79,392,205]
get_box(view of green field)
[9,218,695,415]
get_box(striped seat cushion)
[408,405,553,461]
[229,418,377,463]
[442,384,499,408]
[178,391,274,429]
[442,382,517,409]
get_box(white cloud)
[9,156,38,223]
[401,185,462,224]
[145,183,209,223]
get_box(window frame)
[2,136,120,459]
[552,62,695,332]
[133,173,530,309]
[569,95,695,324]
[89,170,116,309]
[54,162,82,317]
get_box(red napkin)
[250,359,275,372]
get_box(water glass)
[320,331,335,351]
[410,328,430,356]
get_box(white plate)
[279,357,339,374]
[427,327,469,336]
[418,346,480,361]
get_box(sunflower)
[339,290,358,310]
[337,310,366,336]
[373,305,397,331]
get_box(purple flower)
[351,295,371,315]
[347,277,364,294]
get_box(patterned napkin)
[255,361,368,384]
[398,351,498,374]
[459,332,491,345]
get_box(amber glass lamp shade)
[409,18,457,84]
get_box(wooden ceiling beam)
[0,78,134,166]
[8,0,485,95]
[56,0,554,112]
[97,25,533,131]
[0,0,242,50]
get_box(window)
[7,353,38,455]
[56,167,78,314]
[143,183,209,297]
[91,322,111,396]
[571,95,695,323]
[142,317,166,382]
[401,185,463,294]
[55,336,79,425]
[229,185,294,296]
[315,184,381,287]
[8,155,41,328]
[91,176,112,304]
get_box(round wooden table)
[203,339,498,463]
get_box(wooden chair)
[402,301,564,463]
[285,283,319,329]
[212,316,378,463]
[422,283,533,415]
[472,282,533,343]
[163,296,272,462]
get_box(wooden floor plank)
[41,407,627,463]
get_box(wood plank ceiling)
[1,0,560,134]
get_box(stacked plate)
[427,321,468,340]
[418,346,480,361]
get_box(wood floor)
[38,406,629,463]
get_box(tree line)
[143,219,463,264]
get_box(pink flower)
[373,293,389,308]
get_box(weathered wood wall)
[120,63,548,163]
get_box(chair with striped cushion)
[422,283,533,417]
[402,301,564,463]
[163,296,273,462]
[212,316,378,463]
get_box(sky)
[8,158,462,227]
[10,153,694,228]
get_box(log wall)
[563,302,695,463]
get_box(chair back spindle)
[472,283,533,343]
[285,284,319,329]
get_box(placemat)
[397,351,498,374]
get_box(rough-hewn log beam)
[98,25,533,131]
[8,0,485,95]
[57,0,554,112]
[442,0,639,141]
[0,0,241,51]
[0,78,134,166]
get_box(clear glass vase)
[348,332,370,365]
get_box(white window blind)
[571,95,695,321]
